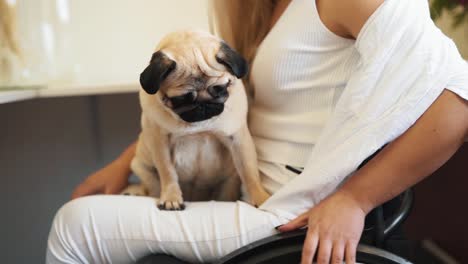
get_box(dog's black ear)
[140,51,177,94]
[215,42,248,79]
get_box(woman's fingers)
[300,233,351,264]
[331,241,345,264]
[345,240,358,264]
[294,191,365,263]
[316,238,332,264]
[277,212,308,232]
[301,229,319,264]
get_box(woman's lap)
[46,195,282,264]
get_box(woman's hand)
[72,141,137,199]
[71,159,131,199]
[277,191,366,264]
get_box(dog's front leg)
[224,125,271,207]
[145,127,184,210]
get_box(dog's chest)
[169,133,234,183]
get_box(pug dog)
[121,30,270,210]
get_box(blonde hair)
[209,0,276,96]
[0,0,20,55]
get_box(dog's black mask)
[176,102,224,123]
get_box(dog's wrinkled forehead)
[139,30,248,95]
[158,31,225,77]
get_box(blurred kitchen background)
[0,0,467,263]
[1,1,209,263]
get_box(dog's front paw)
[251,189,271,208]
[158,184,185,210]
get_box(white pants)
[46,161,298,264]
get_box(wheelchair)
[137,147,415,264]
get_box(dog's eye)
[168,92,196,108]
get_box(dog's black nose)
[208,84,228,98]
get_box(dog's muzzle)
[177,102,224,123]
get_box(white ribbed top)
[249,0,360,168]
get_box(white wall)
[9,0,209,86]
[67,0,209,85]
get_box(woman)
[47,0,468,263]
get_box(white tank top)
[249,0,360,168]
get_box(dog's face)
[139,31,248,123]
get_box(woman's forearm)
[115,141,137,177]
[71,141,138,198]
[340,90,468,214]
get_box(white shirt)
[250,0,360,168]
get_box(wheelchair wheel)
[355,244,411,264]
[216,230,411,264]
[216,243,410,264]
[138,240,410,264]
